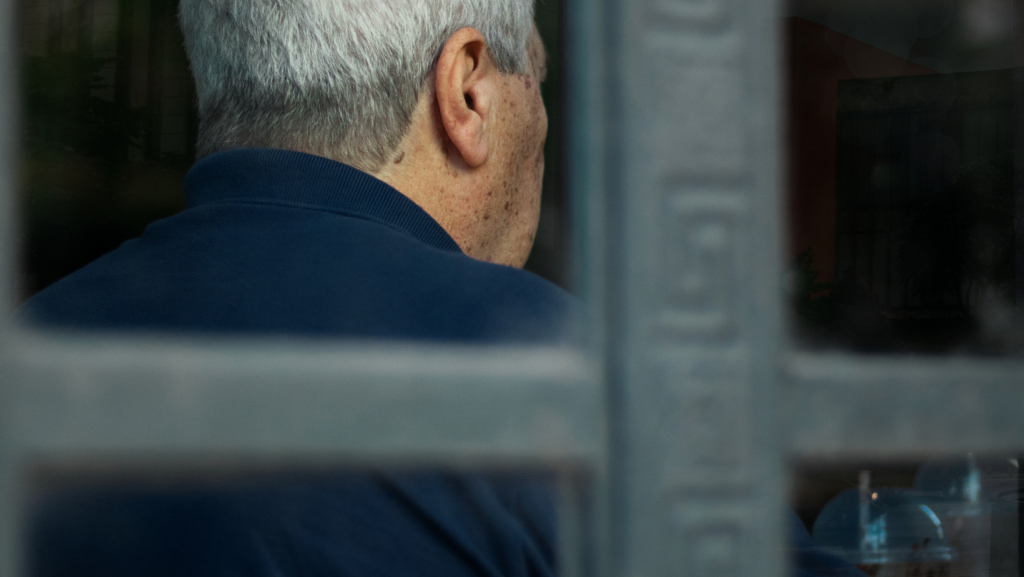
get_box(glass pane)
[785,0,1024,354]
[792,455,1020,577]
[16,0,574,342]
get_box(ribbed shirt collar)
[184,148,462,253]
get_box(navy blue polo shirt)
[21,148,571,577]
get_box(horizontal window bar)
[783,352,1024,458]
[0,332,603,467]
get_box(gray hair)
[178,0,535,172]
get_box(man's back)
[22,149,574,342]
[21,148,573,577]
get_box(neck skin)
[372,87,509,261]
[368,27,548,268]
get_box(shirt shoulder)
[21,201,578,344]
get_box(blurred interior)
[786,0,1024,354]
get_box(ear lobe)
[435,28,492,168]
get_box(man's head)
[179,1,548,267]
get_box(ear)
[435,28,496,168]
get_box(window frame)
[3,0,1021,576]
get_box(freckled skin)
[371,27,549,268]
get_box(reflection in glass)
[786,0,1024,353]
[794,455,1020,577]
[814,488,956,571]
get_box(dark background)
[785,0,1024,354]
